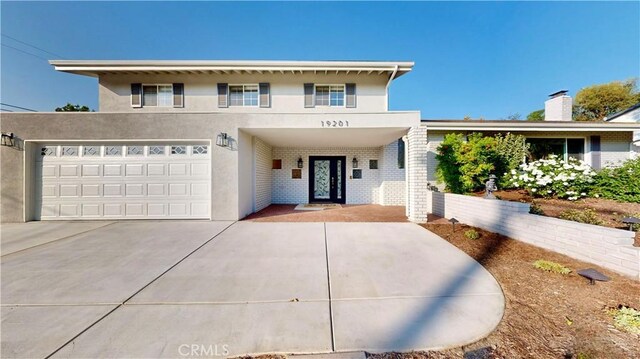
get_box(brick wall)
[428,191,640,279]
[407,127,430,222]
[271,147,383,204]
[254,137,273,211]
[379,141,406,205]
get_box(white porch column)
[407,126,429,223]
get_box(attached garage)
[33,142,211,220]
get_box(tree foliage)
[573,79,640,121]
[526,109,544,121]
[55,103,91,112]
[436,132,528,193]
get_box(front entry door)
[309,156,346,204]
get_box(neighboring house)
[1,62,637,224]
[423,91,640,190]
[0,60,426,222]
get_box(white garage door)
[35,143,211,220]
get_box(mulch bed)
[472,189,640,246]
[388,223,640,359]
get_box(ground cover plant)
[464,229,480,240]
[608,306,640,335]
[533,259,572,275]
[558,208,603,225]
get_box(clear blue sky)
[1,1,638,119]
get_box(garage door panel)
[104,164,122,176]
[36,143,210,220]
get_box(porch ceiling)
[242,127,408,148]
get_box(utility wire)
[0,103,37,112]
[1,33,66,59]
[1,43,49,61]
[1,108,15,112]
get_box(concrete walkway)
[1,221,504,358]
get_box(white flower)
[580,192,586,196]
[511,169,517,175]
[594,194,600,198]
[531,188,537,192]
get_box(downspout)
[402,135,409,218]
[385,65,399,111]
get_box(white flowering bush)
[505,155,595,200]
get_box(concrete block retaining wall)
[427,191,640,279]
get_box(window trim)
[314,84,346,108]
[228,84,260,107]
[142,84,174,108]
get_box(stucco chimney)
[544,90,572,121]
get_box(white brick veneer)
[253,137,273,211]
[428,191,640,279]
[407,127,430,223]
[271,147,383,204]
[379,141,406,205]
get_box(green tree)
[527,109,544,121]
[55,103,91,112]
[573,79,640,121]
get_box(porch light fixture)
[352,157,358,168]
[1,132,14,147]
[216,132,229,148]
[297,157,304,169]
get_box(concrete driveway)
[1,221,504,358]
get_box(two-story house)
[1,60,432,223]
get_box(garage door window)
[61,146,78,156]
[149,146,165,155]
[83,146,100,156]
[105,146,122,156]
[41,146,56,156]
[192,145,208,155]
[171,145,187,155]
[127,146,144,156]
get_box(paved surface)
[243,204,409,222]
[1,221,504,358]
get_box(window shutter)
[172,83,184,108]
[346,83,356,108]
[217,83,229,108]
[131,83,142,108]
[304,83,315,108]
[590,136,601,170]
[259,83,270,108]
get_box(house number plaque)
[320,120,349,128]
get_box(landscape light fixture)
[216,132,229,148]
[1,132,14,147]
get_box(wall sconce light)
[352,156,358,169]
[297,157,304,168]
[216,132,229,148]
[1,132,15,147]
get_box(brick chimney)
[544,90,572,121]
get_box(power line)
[1,43,49,61]
[1,108,15,112]
[1,33,66,59]
[0,103,37,112]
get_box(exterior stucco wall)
[425,128,634,190]
[254,137,273,212]
[99,73,389,113]
[271,147,382,205]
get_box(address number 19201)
[321,120,349,127]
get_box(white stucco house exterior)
[1,60,638,224]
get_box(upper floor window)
[143,85,173,107]
[131,83,183,108]
[304,83,356,108]
[229,85,259,107]
[315,85,344,107]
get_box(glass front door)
[309,156,346,203]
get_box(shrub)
[608,306,640,334]
[464,229,480,240]
[504,155,596,200]
[559,208,603,225]
[533,260,571,275]
[592,157,640,203]
[436,132,528,193]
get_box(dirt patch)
[472,190,640,246]
[401,222,640,359]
